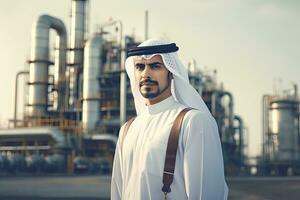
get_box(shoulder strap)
[120,117,136,154]
[162,107,194,195]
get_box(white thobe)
[111,96,228,200]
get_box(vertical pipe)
[145,10,149,40]
[211,91,218,117]
[54,31,68,112]
[294,85,299,161]
[28,16,50,117]
[118,23,127,126]
[28,15,67,118]
[294,101,299,162]
[69,0,87,109]
[221,91,234,145]
[211,90,223,140]
[262,95,270,159]
[221,91,234,128]
[14,71,29,127]
[298,99,300,161]
[294,84,298,99]
[82,33,104,133]
[212,91,234,141]
[212,91,234,124]
[234,115,244,166]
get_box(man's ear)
[168,72,173,79]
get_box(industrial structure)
[258,84,300,175]
[0,0,247,176]
[187,60,247,175]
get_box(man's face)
[134,55,171,99]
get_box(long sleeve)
[183,112,228,200]
[111,125,125,200]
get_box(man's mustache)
[139,79,158,87]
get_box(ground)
[0,175,299,200]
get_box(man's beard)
[139,79,170,99]
[143,87,161,99]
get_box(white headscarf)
[125,38,211,116]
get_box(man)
[111,38,228,200]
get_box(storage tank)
[269,98,299,161]
[262,84,300,168]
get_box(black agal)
[127,43,179,57]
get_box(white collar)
[144,96,176,115]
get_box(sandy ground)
[0,175,300,200]
[0,175,110,200]
[228,177,300,200]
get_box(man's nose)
[141,65,151,78]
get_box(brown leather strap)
[162,107,194,194]
[120,117,136,155]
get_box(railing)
[13,117,83,135]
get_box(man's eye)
[150,64,161,69]
[135,64,144,71]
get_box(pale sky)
[0,0,299,157]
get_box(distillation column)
[82,33,104,133]
[28,15,67,117]
[69,0,87,109]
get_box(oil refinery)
[0,0,299,180]
[0,0,246,177]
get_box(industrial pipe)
[88,134,119,148]
[28,15,67,117]
[234,115,244,165]
[100,19,126,126]
[118,22,127,126]
[262,95,271,158]
[211,91,218,118]
[221,91,234,127]
[212,91,234,127]
[82,33,104,133]
[14,71,29,127]
[69,0,87,109]
[145,10,149,40]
